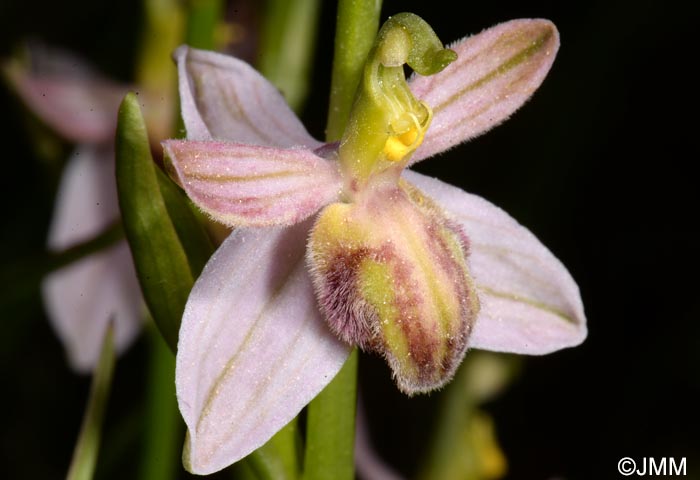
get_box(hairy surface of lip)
[308,181,480,394]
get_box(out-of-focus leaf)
[417,353,516,480]
[66,326,116,480]
[115,92,192,351]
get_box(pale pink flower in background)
[5,47,169,372]
[164,18,586,474]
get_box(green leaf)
[67,326,116,480]
[302,349,358,480]
[115,92,194,351]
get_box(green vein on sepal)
[478,285,578,325]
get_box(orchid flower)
[163,15,586,474]
[4,47,170,372]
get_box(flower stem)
[258,0,322,113]
[302,2,383,476]
[185,0,224,50]
[325,0,383,141]
[138,323,182,480]
[245,420,302,480]
[302,349,359,480]
[66,326,116,480]
[137,0,184,93]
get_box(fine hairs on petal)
[163,140,343,227]
[409,19,560,163]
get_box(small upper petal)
[405,171,586,354]
[174,46,322,148]
[409,19,559,163]
[163,140,342,227]
[176,221,350,475]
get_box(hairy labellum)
[308,180,480,394]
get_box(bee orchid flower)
[163,15,586,474]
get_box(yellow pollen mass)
[382,105,432,162]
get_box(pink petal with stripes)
[163,140,342,227]
[409,19,559,163]
[175,46,322,149]
[176,222,350,474]
[404,171,586,354]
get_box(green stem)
[137,0,184,92]
[257,0,322,113]
[302,349,359,480]
[303,1,383,477]
[66,327,116,480]
[47,222,124,270]
[0,222,123,308]
[185,0,224,49]
[245,420,302,480]
[138,323,182,480]
[325,0,383,141]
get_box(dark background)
[1,0,697,479]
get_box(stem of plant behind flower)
[302,1,383,479]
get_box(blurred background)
[1,0,697,479]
